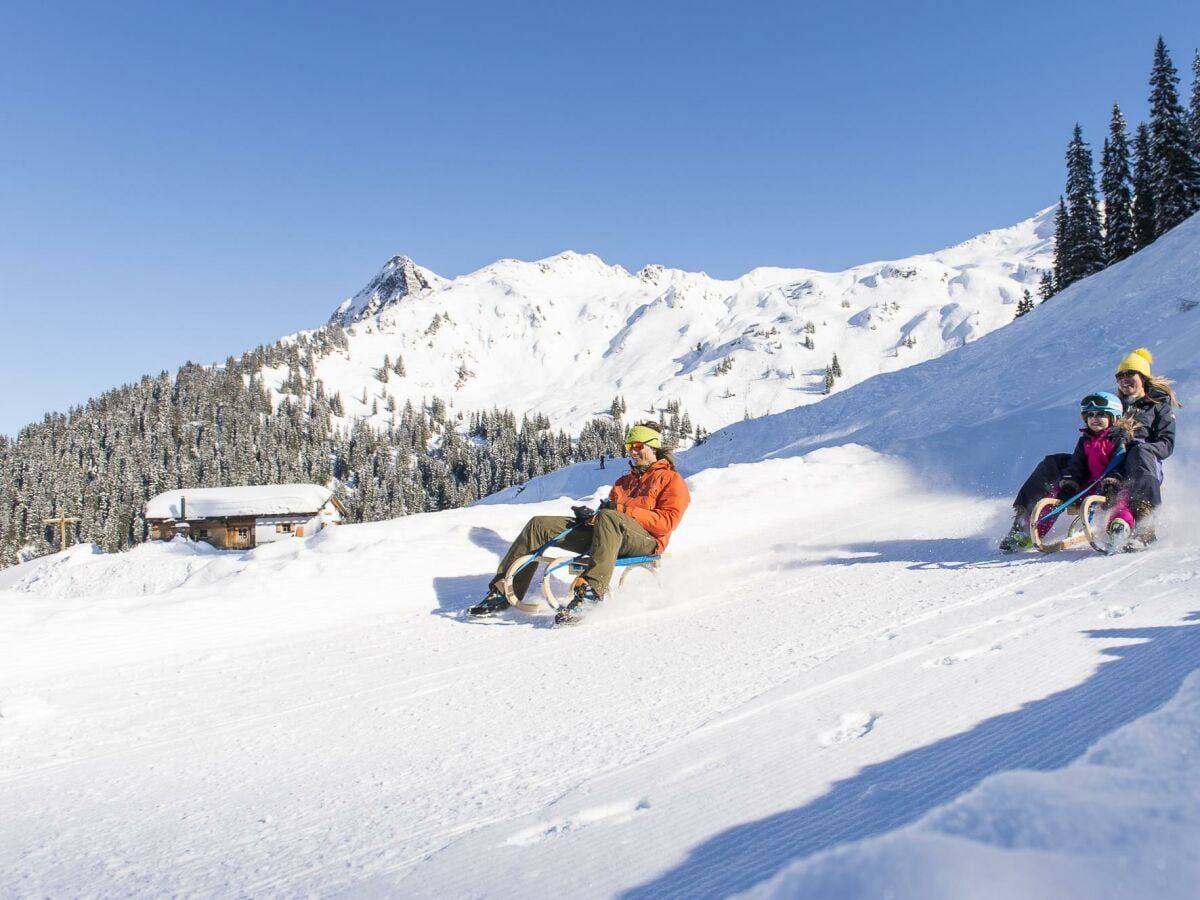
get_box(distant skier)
[469,422,690,624]
[1001,348,1180,552]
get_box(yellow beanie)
[1115,348,1152,377]
[624,424,662,448]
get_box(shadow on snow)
[620,614,1200,900]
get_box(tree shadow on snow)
[780,536,1050,571]
[620,614,1200,900]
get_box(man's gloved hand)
[570,505,596,525]
[598,498,617,512]
[1108,427,1128,449]
[1055,479,1079,499]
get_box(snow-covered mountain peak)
[329,255,444,325]
[296,208,1058,440]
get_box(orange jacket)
[609,459,690,554]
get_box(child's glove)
[598,498,617,512]
[1055,479,1079,499]
[1101,476,1122,502]
[570,505,596,525]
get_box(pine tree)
[1062,124,1105,285]
[1101,104,1135,264]
[1038,270,1056,301]
[1052,196,1069,291]
[1014,289,1035,319]
[830,353,842,378]
[1148,37,1200,235]
[822,366,834,395]
[1131,122,1158,250]
[1190,49,1200,161]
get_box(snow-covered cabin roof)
[145,484,341,520]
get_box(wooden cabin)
[144,484,346,550]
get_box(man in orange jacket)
[469,421,690,625]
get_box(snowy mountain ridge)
[290,208,1054,438]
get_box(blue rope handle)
[509,524,581,579]
[1036,445,1127,525]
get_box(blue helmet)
[1080,391,1122,418]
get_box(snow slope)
[1,215,1198,898]
[284,209,1053,437]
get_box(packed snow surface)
[2,214,1199,897]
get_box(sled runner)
[501,551,665,613]
[1030,494,1120,554]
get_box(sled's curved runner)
[1030,495,1107,553]
[1080,494,1120,553]
[501,552,665,613]
[1031,495,1105,553]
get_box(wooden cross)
[43,513,82,552]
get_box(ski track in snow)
[3,475,1191,899]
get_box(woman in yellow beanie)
[1111,348,1180,544]
[1000,348,1180,552]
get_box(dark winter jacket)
[1061,426,1127,487]
[1123,389,1175,462]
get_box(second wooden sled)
[1030,494,1108,553]
[501,551,666,613]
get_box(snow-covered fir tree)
[1051,196,1068,294]
[1101,104,1135,264]
[1038,270,1055,301]
[0,330,703,568]
[1131,122,1158,250]
[1190,49,1200,161]
[1014,289,1035,319]
[1061,124,1105,287]
[1148,37,1200,235]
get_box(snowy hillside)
[284,209,1053,436]
[2,215,1198,898]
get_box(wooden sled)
[1030,494,1108,553]
[502,552,666,613]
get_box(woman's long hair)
[1142,373,1182,408]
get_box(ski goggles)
[624,441,649,452]
[1115,370,1141,381]
[1080,394,1120,416]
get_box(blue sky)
[1,1,1198,437]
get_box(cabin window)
[276,523,293,534]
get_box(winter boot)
[1107,493,1136,531]
[1106,518,1132,554]
[1129,500,1157,550]
[468,588,511,617]
[999,509,1034,553]
[554,578,604,626]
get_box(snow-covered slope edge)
[684,213,1200,494]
